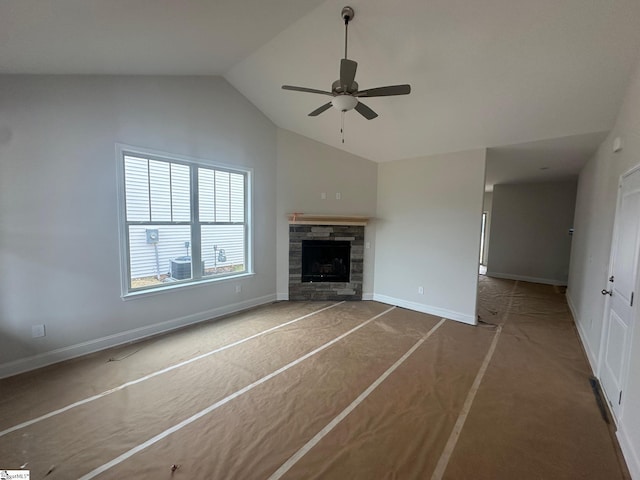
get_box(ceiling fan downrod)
[342,6,354,59]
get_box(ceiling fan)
[282,6,411,124]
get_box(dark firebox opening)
[301,240,351,283]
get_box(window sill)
[121,272,255,301]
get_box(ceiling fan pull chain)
[341,111,345,143]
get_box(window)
[117,147,251,296]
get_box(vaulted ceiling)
[2,0,640,179]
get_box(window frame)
[116,144,253,299]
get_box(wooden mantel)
[287,213,370,226]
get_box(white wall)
[373,149,486,325]
[487,182,577,285]
[568,55,640,478]
[0,75,277,376]
[276,129,378,299]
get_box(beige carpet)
[0,278,629,479]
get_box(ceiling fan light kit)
[282,5,411,142]
[332,94,358,112]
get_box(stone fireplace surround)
[289,222,365,301]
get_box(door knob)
[601,289,613,296]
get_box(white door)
[600,166,640,420]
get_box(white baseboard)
[618,425,640,480]
[0,294,276,380]
[372,294,476,325]
[486,271,567,286]
[362,293,374,301]
[565,292,598,372]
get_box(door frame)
[597,163,640,423]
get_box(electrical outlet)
[335,192,342,200]
[418,286,424,295]
[32,324,46,338]
[365,242,371,249]
[235,284,242,293]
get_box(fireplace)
[302,240,351,283]
[289,223,365,301]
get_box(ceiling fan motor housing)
[332,79,358,94]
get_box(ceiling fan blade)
[356,84,411,97]
[309,102,333,116]
[282,85,334,96]
[355,101,378,120]
[340,59,358,91]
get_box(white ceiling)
[485,132,609,192]
[2,0,640,183]
[0,0,324,75]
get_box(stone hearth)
[289,224,364,301]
